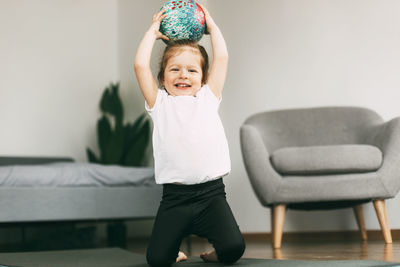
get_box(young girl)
[134,4,245,266]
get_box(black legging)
[146,178,246,266]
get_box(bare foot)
[176,251,188,263]
[200,250,219,262]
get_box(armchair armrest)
[240,124,282,206]
[368,117,400,197]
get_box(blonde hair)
[157,39,209,87]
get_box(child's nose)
[179,70,189,78]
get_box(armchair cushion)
[271,144,383,175]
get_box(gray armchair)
[240,106,400,248]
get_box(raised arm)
[199,4,228,99]
[134,10,169,109]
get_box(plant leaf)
[103,126,124,165]
[124,119,151,166]
[97,115,112,163]
[94,82,151,167]
[130,112,148,139]
[100,82,124,126]
[86,148,99,163]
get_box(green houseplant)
[86,82,151,166]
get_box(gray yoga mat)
[0,248,399,267]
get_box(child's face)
[163,48,203,97]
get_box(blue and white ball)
[160,0,206,43]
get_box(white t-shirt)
[145,84,231,185]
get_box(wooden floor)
[127,238,400,262]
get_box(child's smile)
[175,82,191,89]
[163,49,203,96]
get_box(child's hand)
[149,10,170,41]
[197,3,216,34]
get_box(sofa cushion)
[271,144,383,175]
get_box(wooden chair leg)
[271,204,286,249]
[373,199,392,244]
[353,204,368,241]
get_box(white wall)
[206,0,400,233]
[1,0,400,239]
[0,0,118,162]
[0,0,118,243]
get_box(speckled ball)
[160,0,206,43]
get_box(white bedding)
[0,163,155,187]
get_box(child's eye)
[189,69,197,73]
[171,68,179,71]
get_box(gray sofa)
[240,106,400,248]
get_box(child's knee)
[146,250,175,267]
[216,237,246,264]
